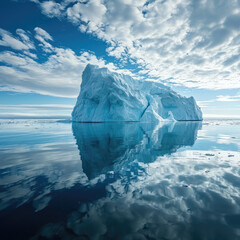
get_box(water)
[0,119,240,240]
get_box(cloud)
[1,1,240,98]
[34,27,54,52]
[34,27,53,41]
[0,104,73,109]
[0,51,29,66]
[0,104,74,118]
[197,92,240,118]
[0,28,132,97]
[67,0,106,27]
[197,92,240,106]
[0,28,35,50]
[40,0,64,18]
[33,0,240,90]
[216,94,240,102]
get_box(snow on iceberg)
[72,64,203,122]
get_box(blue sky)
[0,0,240,118]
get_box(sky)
[0,0,240,119]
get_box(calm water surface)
[0,119,240,240]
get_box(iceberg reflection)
[3,120,240,240]
[59,121,240,240]
[72,121,201,180]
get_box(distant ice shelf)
[72,64,203,122]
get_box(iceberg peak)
[72,64,203,122]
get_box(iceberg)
[72,64,202,122]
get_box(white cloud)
[216,94,240,102]
[0,104,74,118]
[40,0,64,18]
[34,27,54,52]
[34,0,240,90]
[0,49,106,97]
[67,0,106,27]
[0,51,29,66]
[199,93,240,104]
[197,92,240,107]
[0,28,35,50]
[1,1,240,99]
[0,28,132,97]
[34,27,53,41]
[0,104,73,110]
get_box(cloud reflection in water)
[1,120,240,240]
